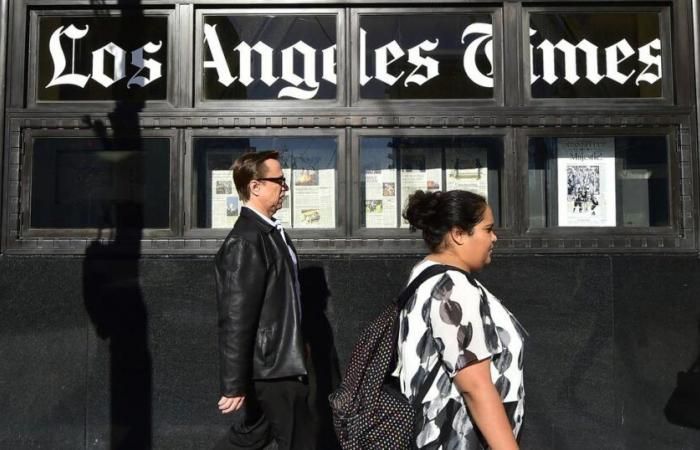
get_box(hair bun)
[402,190,441,231]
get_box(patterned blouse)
[393,259,526,449]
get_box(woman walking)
[395,190,526,450]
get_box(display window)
[187,131,343,236]
[355,133,504,231]
[21,130,179,238]
[527,134,672,230]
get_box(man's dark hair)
[232,150,280,201]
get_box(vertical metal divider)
[503,2,522,236]
[0,0,9,253]
[693,0,700,252]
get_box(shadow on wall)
[664,318,700,430]
[83,1,150,448]
[299,266,342,450]
[83,204,151,449]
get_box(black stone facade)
[1,254,699,449]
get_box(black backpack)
[329,265,451,450]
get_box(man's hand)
[218,395,245,414]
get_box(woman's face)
[457,205,497,271]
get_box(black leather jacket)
[215,207,306,397]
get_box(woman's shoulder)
[410,260,481,297]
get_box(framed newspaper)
[557,137,616,227]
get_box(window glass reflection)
[529,12,663,98]
[359,14,494,100]
[360,136,502,228]
[193,137,337,229]
[528,136,670,227]
[30,137,171,229]
[202,15,337,101]
[37,15,168,101]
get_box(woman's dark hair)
[402,190,488,252]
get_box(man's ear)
[248,181,259,197]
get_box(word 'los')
[45,24,163,89]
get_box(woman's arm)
[453,358,519,450]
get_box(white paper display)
[292,150,335,228]
[211,170,239,229]
[557,138,616,227]
[445,147,488,197]
[400,148,442,228]
[365,169,398,228]
[275,167,293,227]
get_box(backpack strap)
[395,264,453,309]
[396,264,476,442]
[393,264,475,404]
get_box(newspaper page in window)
[211,170,239,229]
[445,146,488,197]
[276,167,293,227]
[291,149,336,228]
[400,147,442,228]
[364,168,398,228]
[557,137,616,227]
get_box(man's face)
[248,159,288,218]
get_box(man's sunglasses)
[255,176,288,187]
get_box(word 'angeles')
[46,22,662,99]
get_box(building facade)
[1,0,699,448]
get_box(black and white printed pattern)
[392,260,526,450]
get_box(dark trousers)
[215,378,314,450]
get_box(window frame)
[19,128,181,239]
[183,127,347,239]
[350,127,515,239]
[521,5,674,108]
[350,6,504,108]
[515,126,680,239]
[194,7,346,109]
[26,8,178,110]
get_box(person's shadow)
[664,318,700,429]
[82,0,151,446]
[299,266,342,450]
[83,202,151,448]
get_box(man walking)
[214,151,311,450]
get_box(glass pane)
[30,137,170,229]
[359,13,494,99]
[193,137,337,229]
[360,136,502,228]
[202,15,337,101]
[527,136,670,227]
[37,15,168,101]
[529,12,663,98]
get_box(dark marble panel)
[328,256,421,367]
[0,257,86,449]
[478,256,619,450]
[3,253,699,450]
[83,257,230,449]
[612,256,700,450]
[140,259,232,449]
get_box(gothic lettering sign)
[201,15,337,101]
[359,14,495,100]
[37,16,168,101]
[35,11,665,102]
[529,12,663,98]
